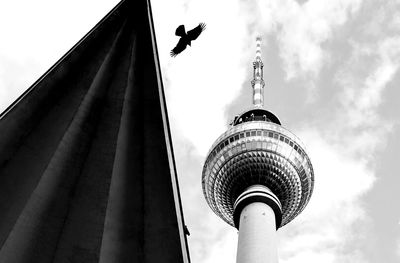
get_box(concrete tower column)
[201,36,314,263]
[234,185,282,263]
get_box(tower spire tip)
[251,36,265,107]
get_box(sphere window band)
[209,129,306,162]
[206,127,310,174]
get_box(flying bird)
[170,23,206,57]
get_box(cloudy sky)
[1,0,400,262]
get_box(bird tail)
[175,25,186,37]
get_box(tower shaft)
[236,202,278,263]
[234,185,281,263]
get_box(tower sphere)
[202,107,314,228]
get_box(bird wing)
[170,37,188,57]
[175,25,186,37]
[187,23,206,41]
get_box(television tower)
[202,37,314,263]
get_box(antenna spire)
[251,36,265,107]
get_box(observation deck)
[202,108,314,228]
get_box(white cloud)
[191,218,237,263]
[334,36,400,157]
[253,0,363,80]
[396,238,400,258]
[275,14,400,263]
